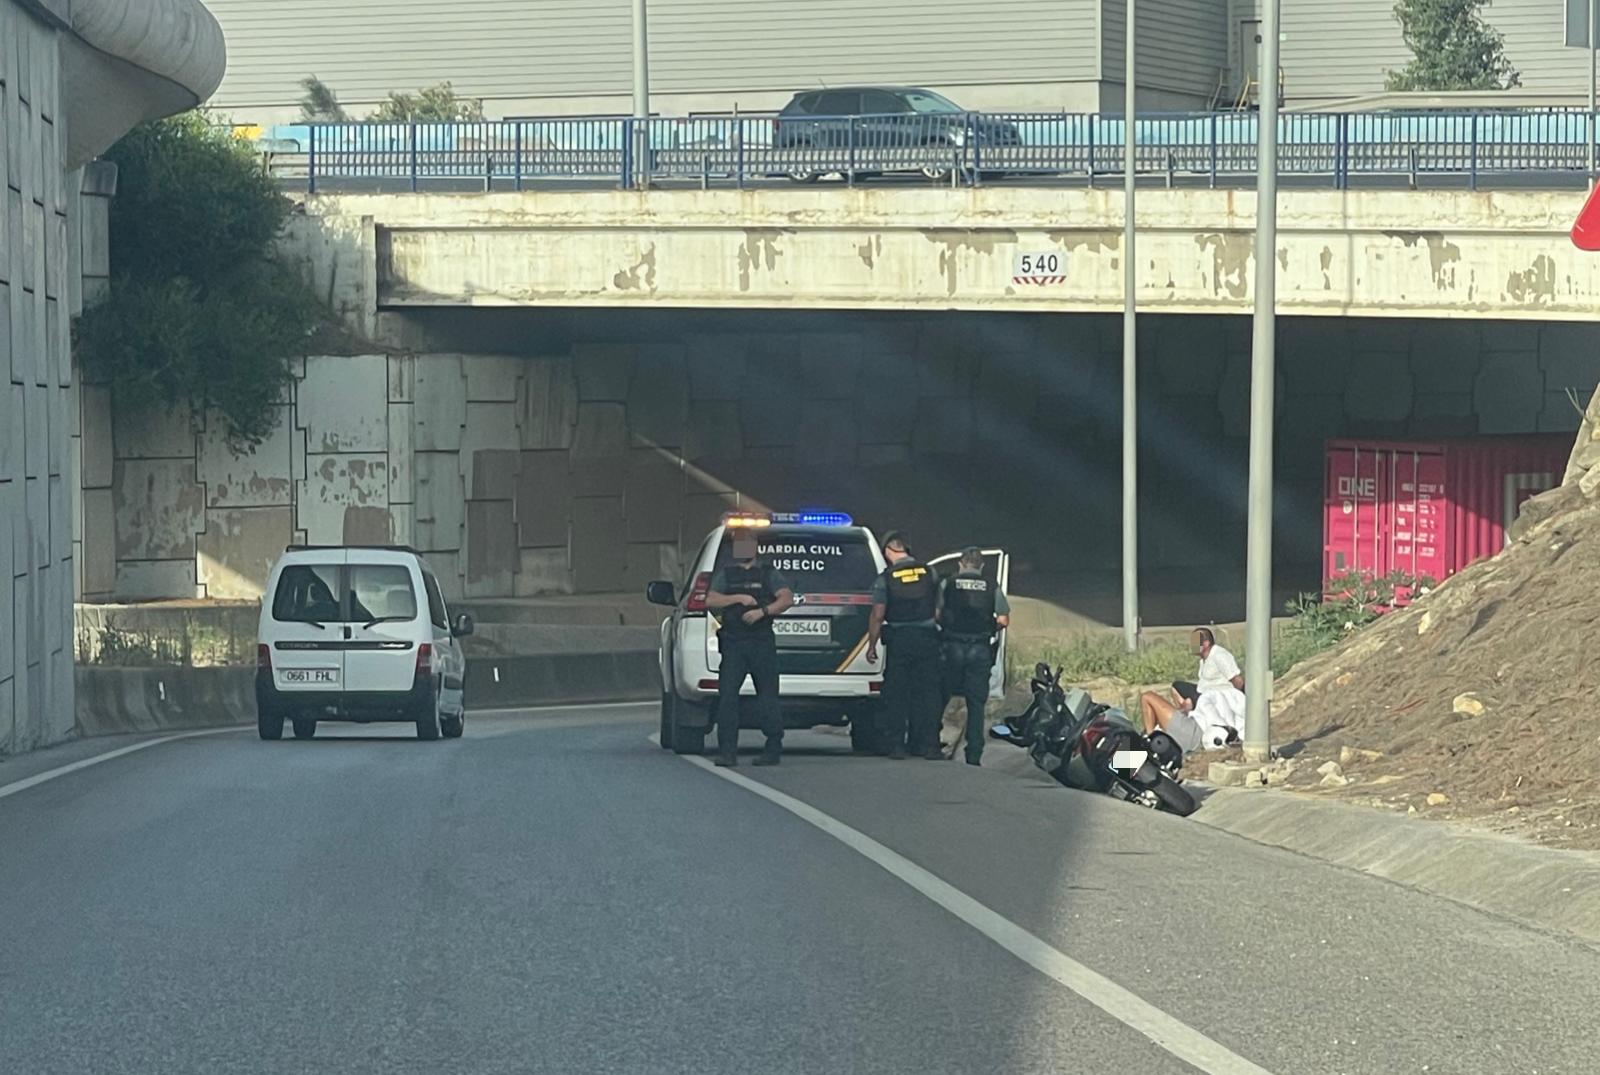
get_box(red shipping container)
[1323,435,1572,594]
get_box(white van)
[255,546,473,741]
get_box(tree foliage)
[298,75,349,122]
[1386,0,1520,91]
[75,113,321,450]
[370,81,485,122]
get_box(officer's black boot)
[753,738,781,766]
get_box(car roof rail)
[283,544,424,554]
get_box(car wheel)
[292,717,317,740]
[258,708,284,741]
[441,710,465,739]
[787,168,821,183]
[658,692,675,750]
[415,688,442,741]
[671,697,708,756]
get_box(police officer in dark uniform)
[938,547,1011,766]
[866,531,943,760]
[706,530,794,767]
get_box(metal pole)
[631,0,650,189]
[1590,0,1596,183]
[1122,0,1140,652]
[1243,0,1280,763]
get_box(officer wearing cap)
[866,530,943,760]
[938,546,1011,766]
[705,530,794,767]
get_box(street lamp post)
[631,0,650,189]
[1242,0,1281,763]
[1122,0,1140,653]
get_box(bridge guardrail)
[253,109,1600,192]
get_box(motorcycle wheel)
[1151,773,1198,817]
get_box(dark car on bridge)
[772,86,1021,182]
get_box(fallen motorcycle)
[990,663,1198,817]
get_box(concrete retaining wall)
[74,648,661,738]
[83,308,1600,624]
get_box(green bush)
[1007,635,1195,689]
[1270,570,1433,677]
[75,112,322,450]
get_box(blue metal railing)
[260,109,1600,192]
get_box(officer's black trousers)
[716,637,782,756]
[882,628,943,755]
[943,640,993,762]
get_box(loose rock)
[1245,770,1266,789]
[1317,761,1344,778]
[1427,792,1451,807]
[1321,773,1351,788]
[1452,693,1486,718]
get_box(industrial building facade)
[204,0,1592,126]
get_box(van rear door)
[268,555,349,695]
[344,559,427,694]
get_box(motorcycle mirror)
[989,724,1014,740]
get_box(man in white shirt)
[1173,627,1244,708]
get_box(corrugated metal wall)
[1100,0,1232,104]
[1247,0,1579,102]
[205,0,1100,113]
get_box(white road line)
[663,737,1276,1075]
[0,727,246,802]
[469,701,655,718]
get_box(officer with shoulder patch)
[705,530,794,768]
[938,546,1011,766]
[866,531,943,760]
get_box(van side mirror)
[646,580,676,607]
[452,613,475,638]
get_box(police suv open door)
[927,547,1011,699]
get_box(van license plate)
[282,669,339,686]
[773,619,831,639]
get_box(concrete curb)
[75,650,662,738]
[1192,785,1600,949]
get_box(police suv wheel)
[658,692,675,750]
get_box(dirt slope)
[1267,461,1600,848]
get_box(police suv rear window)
[713,528,878,593]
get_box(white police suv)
[647,512,1009,755]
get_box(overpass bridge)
[297,187,1595,323]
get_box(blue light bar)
[777,511,853,527]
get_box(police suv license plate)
[281,669,339,686]
[773,618,831,642]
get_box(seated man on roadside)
[1172,627,1244,708]
[1139,682,1245,755]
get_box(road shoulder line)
[671,741,1275,1075]
[0,728,245,802]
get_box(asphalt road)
[2,705,1596,1075]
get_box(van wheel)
[292,717,317,740]
[441,711,465,739]
[415,690,442,741]
[258,709,284,741]
[658,693,675,750]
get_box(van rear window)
[713,529,878,593]
[272,564,418,624]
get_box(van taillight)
[416,642,433,678]
[257,644,272,672]
[685,572,713,613]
